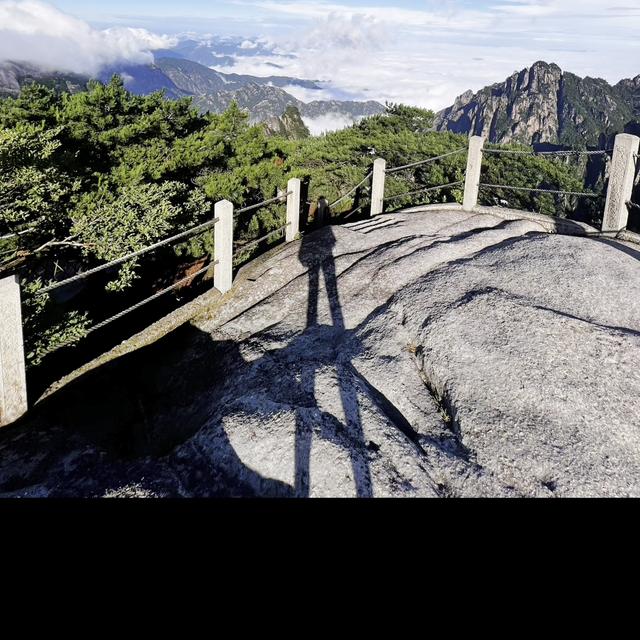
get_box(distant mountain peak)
[435,61,640,146]
[263,105,310,139]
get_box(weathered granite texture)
[1,209,639,497]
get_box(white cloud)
[226,0,640,110]
[0,1,175,75]
[302,113,358,135]
[279,84,335,103]
[3,0,639,113]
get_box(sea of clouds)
[0,0,175,75]
[1,0,639,115]
[215,0,640,110]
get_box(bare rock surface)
[1,209,640,497]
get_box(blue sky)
[1,1,639,110]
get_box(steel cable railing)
[477,146,611,207]
[31,189,292,359]
[39,261,217,358]
[233,191,292,262]
[234,223,290,260]
[381,148,467,211]
[343,186,373,220]
[385,148,467,174]
[383,181,465,203]
[38,214,221,295]
[235,192,291,218]
[478,183,601,198]
[84,262,217,335]
[329,172,373,209]
[482,148,613,157]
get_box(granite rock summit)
[1,208,640,497]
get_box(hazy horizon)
[1,0,639,110]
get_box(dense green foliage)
[559,73,634,148]
[0,80,594,369]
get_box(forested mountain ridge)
[435,61,640,146]
[0,58,385,126]
[0,61,88,99]
[152,58,383,124]
[154,57,321,92]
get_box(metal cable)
[330,172,374,209]
[479,183,601,198]
[86,262,216,336]
[235,192,291,217]
[0,246,18,259]
[483,148,612,157]
[386,148,467,174]
[234,224,289,256]
[39,216,220,295]
[627,201,640,211]
[344,198,371,220]
[383,181,465,202]
[0,228,36,241]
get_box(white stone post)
[463,136,485,211]
[370,158,387,216]
[286,178,301,242]
[0,275,28,427]
[214,200,234,294]
[602,133,640,233]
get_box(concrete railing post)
[0,275,28,427]
[371,158,387,216]
[602,133,640,233]
[286,178,301,242]
[463,136,485,211]
[214,200,234,294]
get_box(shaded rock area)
[1,209,640,497]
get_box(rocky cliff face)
[193,82,298,123]
[435,61,638,146]
[263,106,310,139]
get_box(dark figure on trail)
[300,177,312,232]
[295,220,373,497]
[299,223,340,330]
[315,196,331,228]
